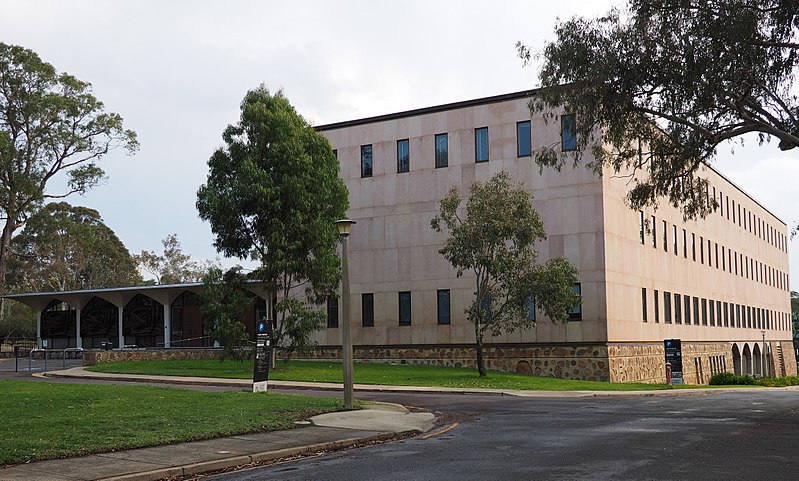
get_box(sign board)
[664,339,683,385]
[253,318,272,392]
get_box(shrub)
[709,372,757,385]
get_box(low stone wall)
[609,342,739,384]
[299,344,612,381]
[83,349,222,365]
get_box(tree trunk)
[475,325,487,377]
[0,218,16,297]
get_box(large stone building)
[314,90,795,383]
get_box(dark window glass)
[662,220,667,251]
[654,289,660,323]
[709,300,715,326]
[332,149,338,159]
[437,289,451,325]
[693,297,700,325]
[716,301,722,327]
[480,295,492,323]
[561,114,577,151]
[675,294,682,324]
[569,283,582,321]
[326,296,338,328]
[664,292,672,324]
[435,133,448,168]
[684,295,691,325]
[642,288,647,322]
[517,121,532,157]
[639,211,645,244]
[397,139,410,173]
[360,144,373,178]
[398,291,411,326]
[525,296,536,322]
[475,127,489,163]
[702,298,708,325]
[361,293,374,327]
[673,225,677,255]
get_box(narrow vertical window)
[662,220,667,251]
[517,120,532,157]
[693,297,700,325]
[719,191,723,216]
[397,139,410,173]
[435,133,448,168]
[652,216,657,248]
[715,243,719,269]
[684,295,691,325]
[675,294,682,324]
[437,289,451,325]
[682,229,687,258]
[672,225,677,255]
[361,293,374,327]
[326,296,339,328]
[692,233,696,260]
[716,301,722,327]
[639,211,645,244]
[360,144,373,178]
[707,239,711,267]
[398,291,411,326]
[475,127,489,163]
[700,236,704,264]
[664,292,672,324]
[525,296,536,322]
[709,299,715,326]
[654,289,660,323]
[723,301,729,327]
[568,283,582,321]
[642,288,647,322]
[561,114,577,151]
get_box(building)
[313,90,795,383]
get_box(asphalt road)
[208,390,799,481]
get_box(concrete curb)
[101,432,408,481]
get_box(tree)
[0,43,138,294]
[200,267,252,361]
[517,0,798,220]
[136,233,204,284]
[196,86,348,358]
[431,170,581,376]
[7,202,140,292]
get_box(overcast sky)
[1,0,798,286]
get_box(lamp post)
[335,219,356,409]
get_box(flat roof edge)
[316,89,539,131]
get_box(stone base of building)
[83,348,222,365]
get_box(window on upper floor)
[675,294,682,324]
[360,144,373,178]
[664,292,672,324]
[654,289,660,323]
[397,139,410,173]
[525,296,536,322]
[475,127,489,163]
[362,293,374,327]
[326,296,339,328]
[561,114,577,151]
[569,283,582,321]
[435,133,448,168]
[517,120,532,157]
[642,288,647,322]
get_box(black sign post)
[253,317,272,392]
[664,339,683,385]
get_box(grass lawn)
[88,359,675,391]
[0,380,342,466]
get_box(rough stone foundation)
[83,348,222,365]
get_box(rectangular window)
[683,229,687,258]
[707,239,711,267]
[654,289,660,323]
[726,196,730,219]
[569,283,582,321]
[719,191,723,216]
[736,304,741,328]
[517,120,532,157]
[652,216,657,248]
[684,295,691,325]
[361,293,374,327]
[639,211,645,244]
[675,294,682,324]
[716,301,722,327]
[397,139,410,173]
[662,220,668,251]
[435,133,448,168]
[475,127,489,163]
[480,295,492,324]
[709,299,715,326]
[732,200,736,223]
[360,144,373,178]
[701,298,708,326]
[437,289,451,325]
[673,225,677,255]
[664,292,672,324]
[525,296,536,322]
[691,233,696,260]
[398,291,411,326]
[693,297,700,325]
[642,288,647,322]
[326,296,339,328]
[723,302,729,327]
[561,114,577,151]
[715,243,719,269]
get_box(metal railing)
[62,348,84,369]
[28,348,46,372]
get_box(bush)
[709,372,758,385]
[757,376,799,387]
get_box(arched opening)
[123,294,164,347]
[171,291,207,347]
[82,297,119,348]
[41,299,76,348]
[753,343,762,377]
[732,344,742,375]
[742,344,752,376]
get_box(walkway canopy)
[3,282,270,350]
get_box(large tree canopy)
[136,233,205,285]
[196,86,348,355]
[0,43,137,293]
[518,0,798,219]
[7,202,140,292]
[431,171,580,376]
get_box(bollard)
[666,362,672,385]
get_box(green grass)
[0,380,342,466]
[88,359,675,391]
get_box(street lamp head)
[334,219,356,238]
